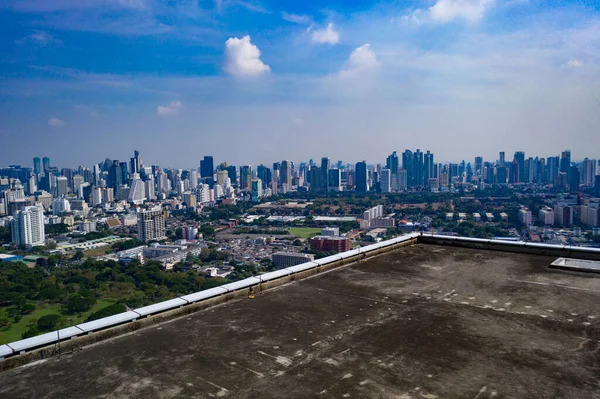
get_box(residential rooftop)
[1,244,599,398]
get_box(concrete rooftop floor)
[1,245,600,399]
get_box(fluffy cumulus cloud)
[48,118,65,127]
[311,23,340,44]
[223,36,271,77]
[429,0,495,23]
[339,44,378,78]
[157,101,184,116]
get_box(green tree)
[37,314,63,332]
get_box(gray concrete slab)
[1,245,600,399]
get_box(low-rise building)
[272,252,315,269]
[310,236,351,253]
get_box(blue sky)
[1,0,599,168]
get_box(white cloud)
[292,118,305,125]
[429,0,495,23]
[566,59,583,68]
[157,101,183,116]
[282,12,311,24]
[48,118,65,127]
[223,36,271,77]
[17,31,62,46]
[311,23,340,45]
[339,44,378,78]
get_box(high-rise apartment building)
[137,206,166,242]
[11,205,45,247]
[423,151,434,187]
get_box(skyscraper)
[33,157,41,175]
[499,152,505,167]
[386,151,399,173]
[582,158,596,187]
[42,157,50,173]
[414,149,424,187]
[474,157,483,176]
[320,157,330,190]
[355,161,368,192]
[328,169,341,192]
[240,165,252,190]
[381,169,391,193]
[130,150,143,174]
[55,176,69,197]
[251,178,262,202]
[560,150,571,180]
[137,206,166,242]
[200,156,214,181]
[402,150,413,187]
[11,205,45,247]
[257,165,272,186]
[514,151,525,183]
[226,165,237,184]
[128,177,146,205]
[280,160,292,187]
[569,165,580,192]
[423,151,434,187]
[108,161,122,192]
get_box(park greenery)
[0,245,268,343]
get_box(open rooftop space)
[1,244,600,398]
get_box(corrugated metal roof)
[76,311,139,333]
[179,287,228,303]
[7,327,83,352]
[220,277,261,292]
[0,345,13,357]
[134,298,188,317]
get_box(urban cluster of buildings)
[1,148,600,249]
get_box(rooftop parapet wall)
[417,234,600,261]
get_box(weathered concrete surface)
[1,245,599,399]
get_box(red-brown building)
[310,236,350,253]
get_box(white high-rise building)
[145,178,156,201]
[381,169,391,193]
[52,197,71,215]
[92,187,103,206]
[251,178,262,202]
[55,176,69,197]
[128,177,146,205]
[137,206,166,242]
[11,205,45,247]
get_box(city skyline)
[4,147,600,172]
[1,0,600,166]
